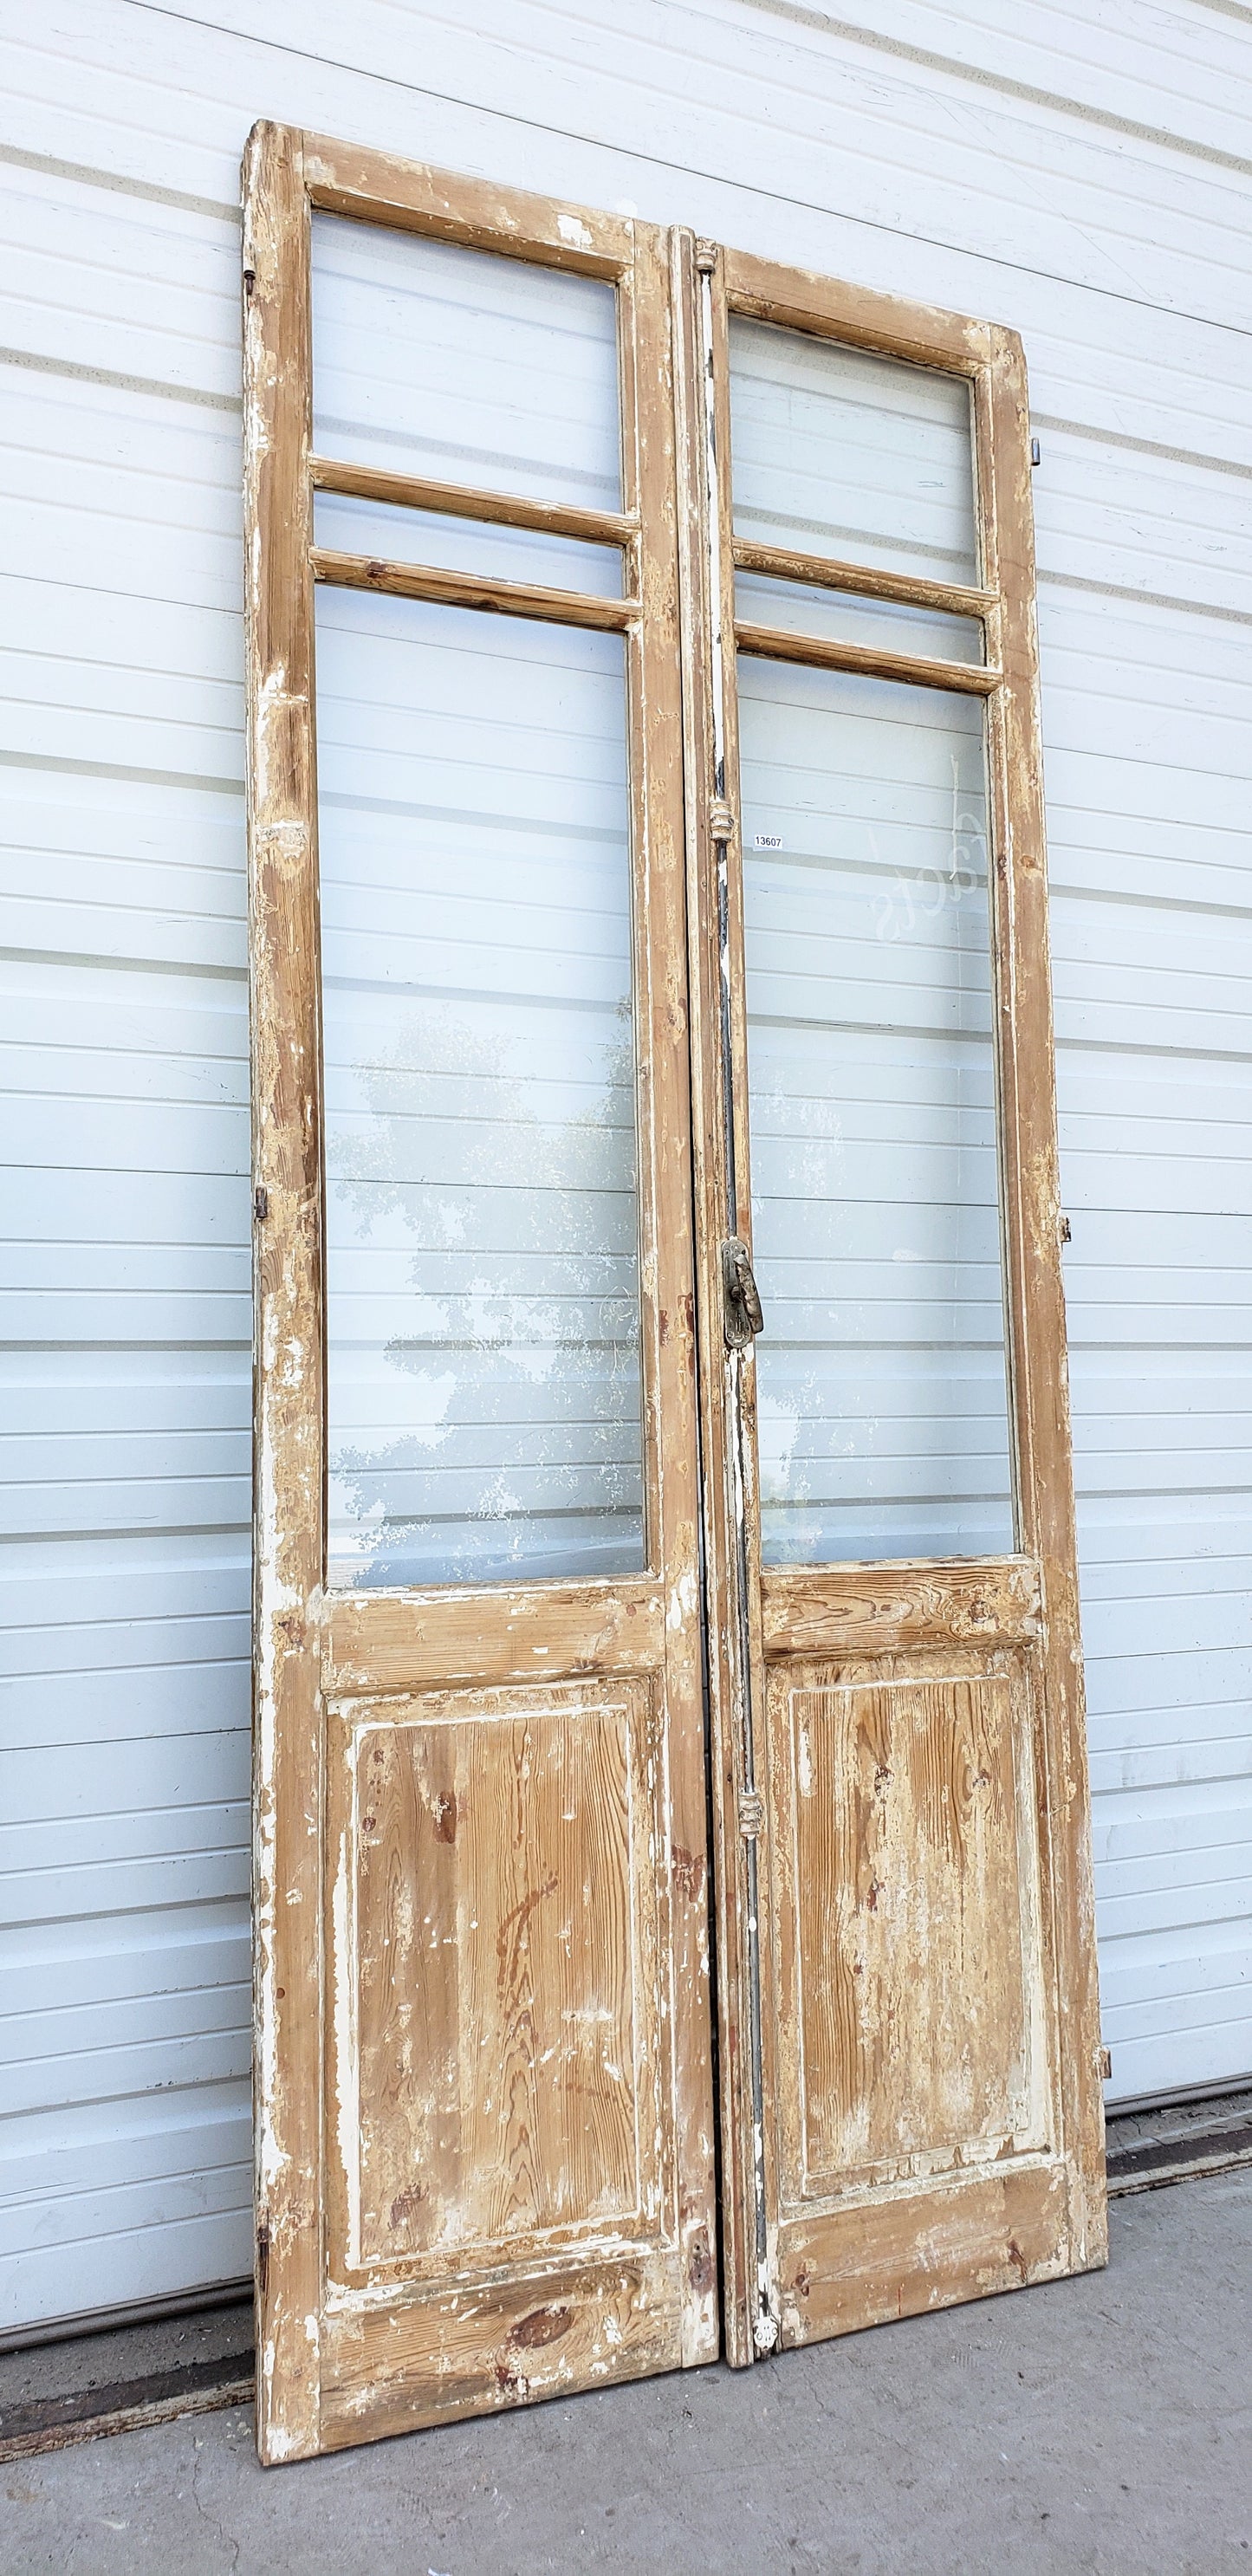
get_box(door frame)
[243,123,717,2461]
[671,233,1106,2360]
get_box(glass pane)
[739,657,1014,1563]
[317,587,644,1589]
[314,492,622,595]
[730,317,978,586]
[736,571,983,665]
[312,213,621,511]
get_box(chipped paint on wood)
[676,240,1106,2358]
[244,127,717,2463]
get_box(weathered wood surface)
[769,1659,1045,2205]
[242,120,325,2468]
[762,1557,1041,1656]
[244,125,717,2465]
[697,244,1106,2364]
[322,1580,666,1694]
[311,453,636,547]
[310,546,636,630]
[734,616,1000,694]
[731,535,996,619]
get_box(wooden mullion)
[734,619,1000,694]
[732,535,996,620]
[310,454,637,548]
[242,121,325,2466]
[310,548,635,630]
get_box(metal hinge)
[723,1236,764,1349]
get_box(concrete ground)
[3,2169,1249,2576]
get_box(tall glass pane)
[730,317,978,586]
[312,213,621,511]
[739,658,1014,1563]
[318,588,643,1588]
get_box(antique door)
[674,239,1106,2363]
[243,127,717,2461]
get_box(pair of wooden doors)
[243,123,1106,2463]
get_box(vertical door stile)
[625,219,721,2359]
[983,330,1107,2261]
[243,121,325,2466]
[671,228,779,2365]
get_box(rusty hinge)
[723,1236,764,1350]
[254,1185,269,1223]
[1100,2045,1113,2082]
[256,2219,270,2298]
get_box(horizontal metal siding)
[0,0,1248,2334]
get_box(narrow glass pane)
[736,571,983,665]
[312,213,621,511]
[730,317,978,586]
[314,492,622,595]
[739,658,1014,1563]
[317,587,644,1589]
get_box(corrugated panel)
[1,0,1249,2335]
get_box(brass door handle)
[722,1236,764,1349]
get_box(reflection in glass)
[312,214,622,511]
[317,588,644,1588]
[730,317,978,586]
[736,571,983,665]
[314,493,623,595]
[739,658,1014,1563]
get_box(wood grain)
[310,545,636,630]
[245,126,717,2462]
[734,616,1000,693]
[310,454,636,548]
[242,119,325,2468]
[322,1580,665,1694]
[327,1685,657,2274]
[762,1557,1041,1657]
[775,1664,1041,2199]
[732,535,996,620]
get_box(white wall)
[1,0,1249,2336]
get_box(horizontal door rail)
[321,1576,667,1694]
[311,453,638,549]
[732,535,996,621]
[733,617,1002,693]
[311,546,637,629]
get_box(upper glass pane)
[314,492,623,594]
[739,658,1014,1564]
[312,213,621,511]
[730,317,978,586]
[317,587,644,1589]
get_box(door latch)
[722,1236,764,1349]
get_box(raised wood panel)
[327,1681,665,2281]
[772,1656,1048,2206]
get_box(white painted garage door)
[1,0,1249,2339]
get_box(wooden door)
[243,127,716,2462]
[674,238,1106,2363]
